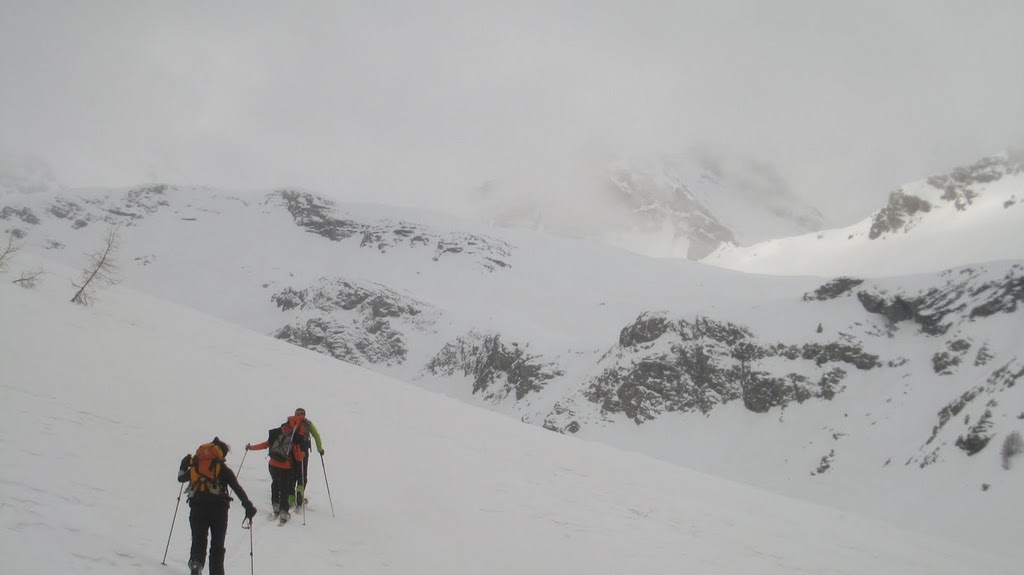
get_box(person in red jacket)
[245,416,306,521]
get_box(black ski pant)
[269,464,296,512]
[189,502,228,575]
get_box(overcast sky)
[1,1,1022,225]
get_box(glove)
[244,502,257,520]
[180,454,191,470]
[245,443,251,451]
[318,448,325,456]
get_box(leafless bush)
[1002,431,1023,470]
[0,234,19,272]
[71,225,120,305]
[13,268,44,288]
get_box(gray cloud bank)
[1,1,1022,225]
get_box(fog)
[1,1,1022,226]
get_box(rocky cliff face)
[272,189,512,270]
[870,152,1024,238]
[424,332,564,403]
[271,278,438,367]
[582,313,876,423]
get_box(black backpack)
[267,425,298,462]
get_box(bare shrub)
[1002,431,1023,470]
[0,234,19,272]
[13,268,44,288]
[71,225,120,305]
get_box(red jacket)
[249,416,308,470]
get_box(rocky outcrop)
[424,332,564,402]
[274,189,362,241]
[585,314,876,423]
[956,410,995,455]
[914,359,1023,466]
[271,278,434,367]
[275,317,409,366]
[608,166,738,259]
[868,190,932,239]
[926,153,1024,211]
[870,153,1023,239]
[271,190,513,271]
[803,277,864,301]
[542,401,581,434]
[0,206,41,225]
[857,265,1024,335]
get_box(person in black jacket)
[177,437,257,575]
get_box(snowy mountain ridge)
[705,150,1024,276]
[1,176,1022,554]
[458,149,824,260]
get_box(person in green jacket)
[292,407,324,508]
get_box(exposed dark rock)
[0,206,40,225]
[818,368,847,400]
[988,361,1024,390]
[926,154,1021,211]
[48,198,84,220]
[974,344,994,366]
[857,292,919,325]
[932,352,961,375]
[586,315,863,423]
[800,342,880,370]
[543,402,581,434]
[274,189,362,241]
[926,387,982,445]
[969,268,1024,319]
[804,277,864,301]
[857,267,1023,336]
[425,333,563,401]
[868,190,932,239]
[811,450,836,475]
[272,190,513,271]
[955,410,994,455]
[274,317,409,367]
[271,278,429,367]
[619,312,673,347]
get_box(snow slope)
[0,256,1020,574]
[2,185,1023,559]
[704,151,1024,277]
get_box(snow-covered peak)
[458,149,824,260]
[704,150,1024,277]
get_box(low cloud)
[1,1,1022,226]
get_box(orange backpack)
[189,442,224,495]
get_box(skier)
[177,437,257,575]
[291,407,325,507]
[246,415,306,523]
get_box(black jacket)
[178,455,254,510]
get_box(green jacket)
[305,418,324,452]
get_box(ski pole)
[320,452,335,518]
[161,482,185,565]
[237,447,249,479]
[241,516,254,575]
